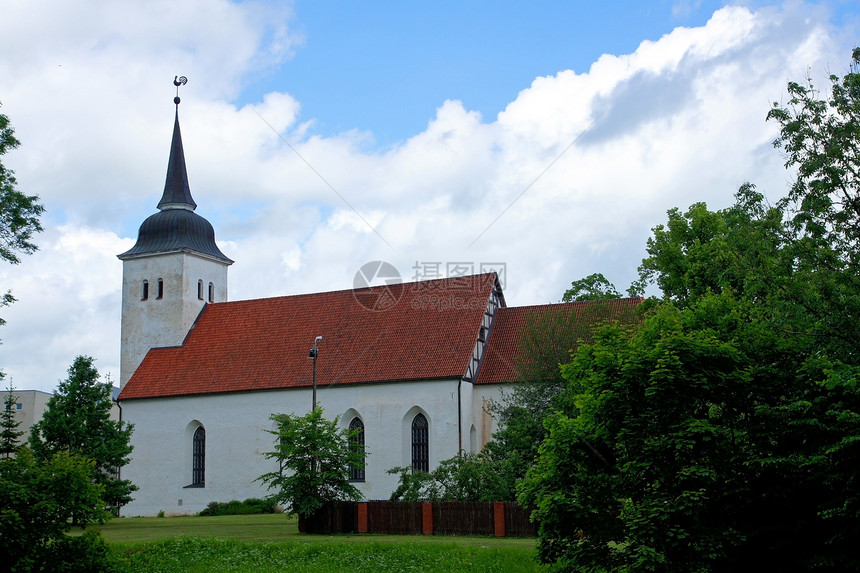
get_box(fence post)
[493,502,506,537]
[422,502,433,535]
[357,502,368,534]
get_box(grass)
[92,514,545,572]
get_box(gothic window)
[197,279,203,300]
[157,278,164,299]
[348,417,365,482]
[192,426,205,486]
[411,413,429,473]
[208,282,214,303]
[142,280,149,301]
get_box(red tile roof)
[474,297,643,385]
[119,273,499,400]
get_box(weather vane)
[173,75,188,105]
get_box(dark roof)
[475,297,643,385]
[118,273,499,400]
[118,208,232,262]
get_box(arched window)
[411,413,429,472]
[348,417,365,482]
[208,282,214,303]
[141,280,149,301]
[192,426,205,486]
[197,279,203,300]
[157,278,164,299]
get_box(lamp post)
[308,335,322,410]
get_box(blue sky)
[243,1,733,147]
[0,0,858,390]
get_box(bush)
[198,497,278,516]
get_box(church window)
[348,417,365,482]
[197,280,203,300]
[192,426,205,486]
[142,280,149,301]
[208,282,214,303]
[157,278,164,299]
[411,413,429,473]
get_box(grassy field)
[96,514,545,572]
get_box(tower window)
[141,280,149,301]
[157,278,164,299]
[411,413,429,473]
[197,280,203,300]
[208,282,214,303]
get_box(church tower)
[118,85,233,388]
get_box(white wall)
[121,378,462,516]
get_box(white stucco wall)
[119,251,229,388]
[121,378,466,516]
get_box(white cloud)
[0,1,855,391]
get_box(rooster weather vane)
[173,75,188,105]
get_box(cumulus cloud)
[0,1,855,390]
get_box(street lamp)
[308,335,322,410]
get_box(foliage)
[0,103,45,325]
[258,407,364,518]
[387,451,518,502]
[488,297,643,487]
[118,535,541,573]
[29,355,137,510]
[199,497,279,516]
[1,375,23,458]
[0,446,117,572]
[562,272,621,302]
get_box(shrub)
[198,497,278,516]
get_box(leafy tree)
[29,356,136,510]
[387,451,517,502]
[0,103,45,323]
[487,297,642,486]
[0,447,118,572]
[1,375,23,458]
[258,407,364,518]
[562,272,621,302]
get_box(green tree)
[388,451,517,502]
[0,103,45,323]
[487,297,642,487]
[1,375,24,458]
[29,356,136,510]
[0,447,118,572]
[562,272,621,302]
[258,407,364,518]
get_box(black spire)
[157,77,196,211]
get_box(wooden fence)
[300,500,536,537]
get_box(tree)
[1,375,23,458]
[387,451,517,502]
[0,103,45,324]
[562,272,621,302]
[258,407,364,518]
[0,447,118,572]
[29,356,136,510]
[487,296,642,486]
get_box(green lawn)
[93,514,544,573]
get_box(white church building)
[116,96,639,517]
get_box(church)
[116,95,639,517]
